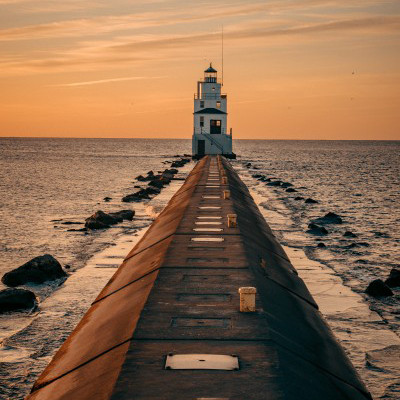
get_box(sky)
[0,0,399,139]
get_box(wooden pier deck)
[27,156,372,400]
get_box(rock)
[267,181,282,187]
[286,188,297,193]
[344,231,357,238]
[0,288,38,313]
[163,168,178,175]
[109,210,135,221]
[135,174,147,181]
[61,221,81,225]
[317,242,326,248]
[305,198,318,204]
[281,182,293,188]
[385,268,400,287]
[365,279,393,297]
[122,189,151,202]
[306,223,328,235]
[346,242,370,249]
[85,210,119,229]
[245,162,252,168]
[1,255,67,287]
[148,179,164,189]
[294,196,304,201]
[103,197,112,202]
[252,174,263,179]
[313,212,343,224]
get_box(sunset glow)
[0,0,399,139]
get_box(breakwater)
[27,155,372,400]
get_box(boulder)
[294,196,304,201]
[252,174,263,179]
[306,223,328,235]
[286,188,297,193]
[344,231,357,238]
[281,182,293,188]
[305,198,318,204]
[0,288,38,313]
[122,189,151,202]
[109,210,135,221]
[267,181,282,187]
[313,212,343,224]
[1,254,66,287]
[163,168,178,175]
[148,179,164,189]
[317,242,326,248]
[385,268,400,287]
[85,210,119,229]
[103,197,112,202]
[346,242,370,249]
[365,279,393,297]
[245,163,252,168]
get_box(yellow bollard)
[227,213,237,228]
[238,287,257,312]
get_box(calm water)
[0,138,399,399]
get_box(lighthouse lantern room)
[192,64,235,158]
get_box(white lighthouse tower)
[192,64,235,158]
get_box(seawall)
[27,155,372,400]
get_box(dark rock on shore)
[267,181,282,187]
[317,242,326,248]
[286,188,297,193]
[103,197,112,202]
[252,174,263,179]
[305,198,318,204]
[365,279,393,297]
[122,189,151,202]
[385,268,400,287]
[313,212,343,225]
[1,254,66,287]
[85,210,118,229]
[306,223,328,235]
[346,242,370,249]
[0,288,38,313]
[245,162,252,168]
[171,158,190,168]
[294,196,304,201]
[109,210,135,221]
[344,231,357,238]
[281,182,293,188]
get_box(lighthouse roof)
[204,64,217,73]
[194,107,226,115]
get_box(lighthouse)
[192,64,235,158]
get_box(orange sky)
[0,0,399,139]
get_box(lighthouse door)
[197,140,205,156]
[210,120,221,134]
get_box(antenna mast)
[221,25,224,87]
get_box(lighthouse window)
[216,101,221,109]
[216,120,221,126]
[200,101,204,108]
[200,116,204,127]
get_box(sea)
[0,138,399,399]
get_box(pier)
[27,156,372,400]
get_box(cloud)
[0,0,393,41]
[1,11,399,75]
[52,75,162,87]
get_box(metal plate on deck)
[165,354,239,370]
